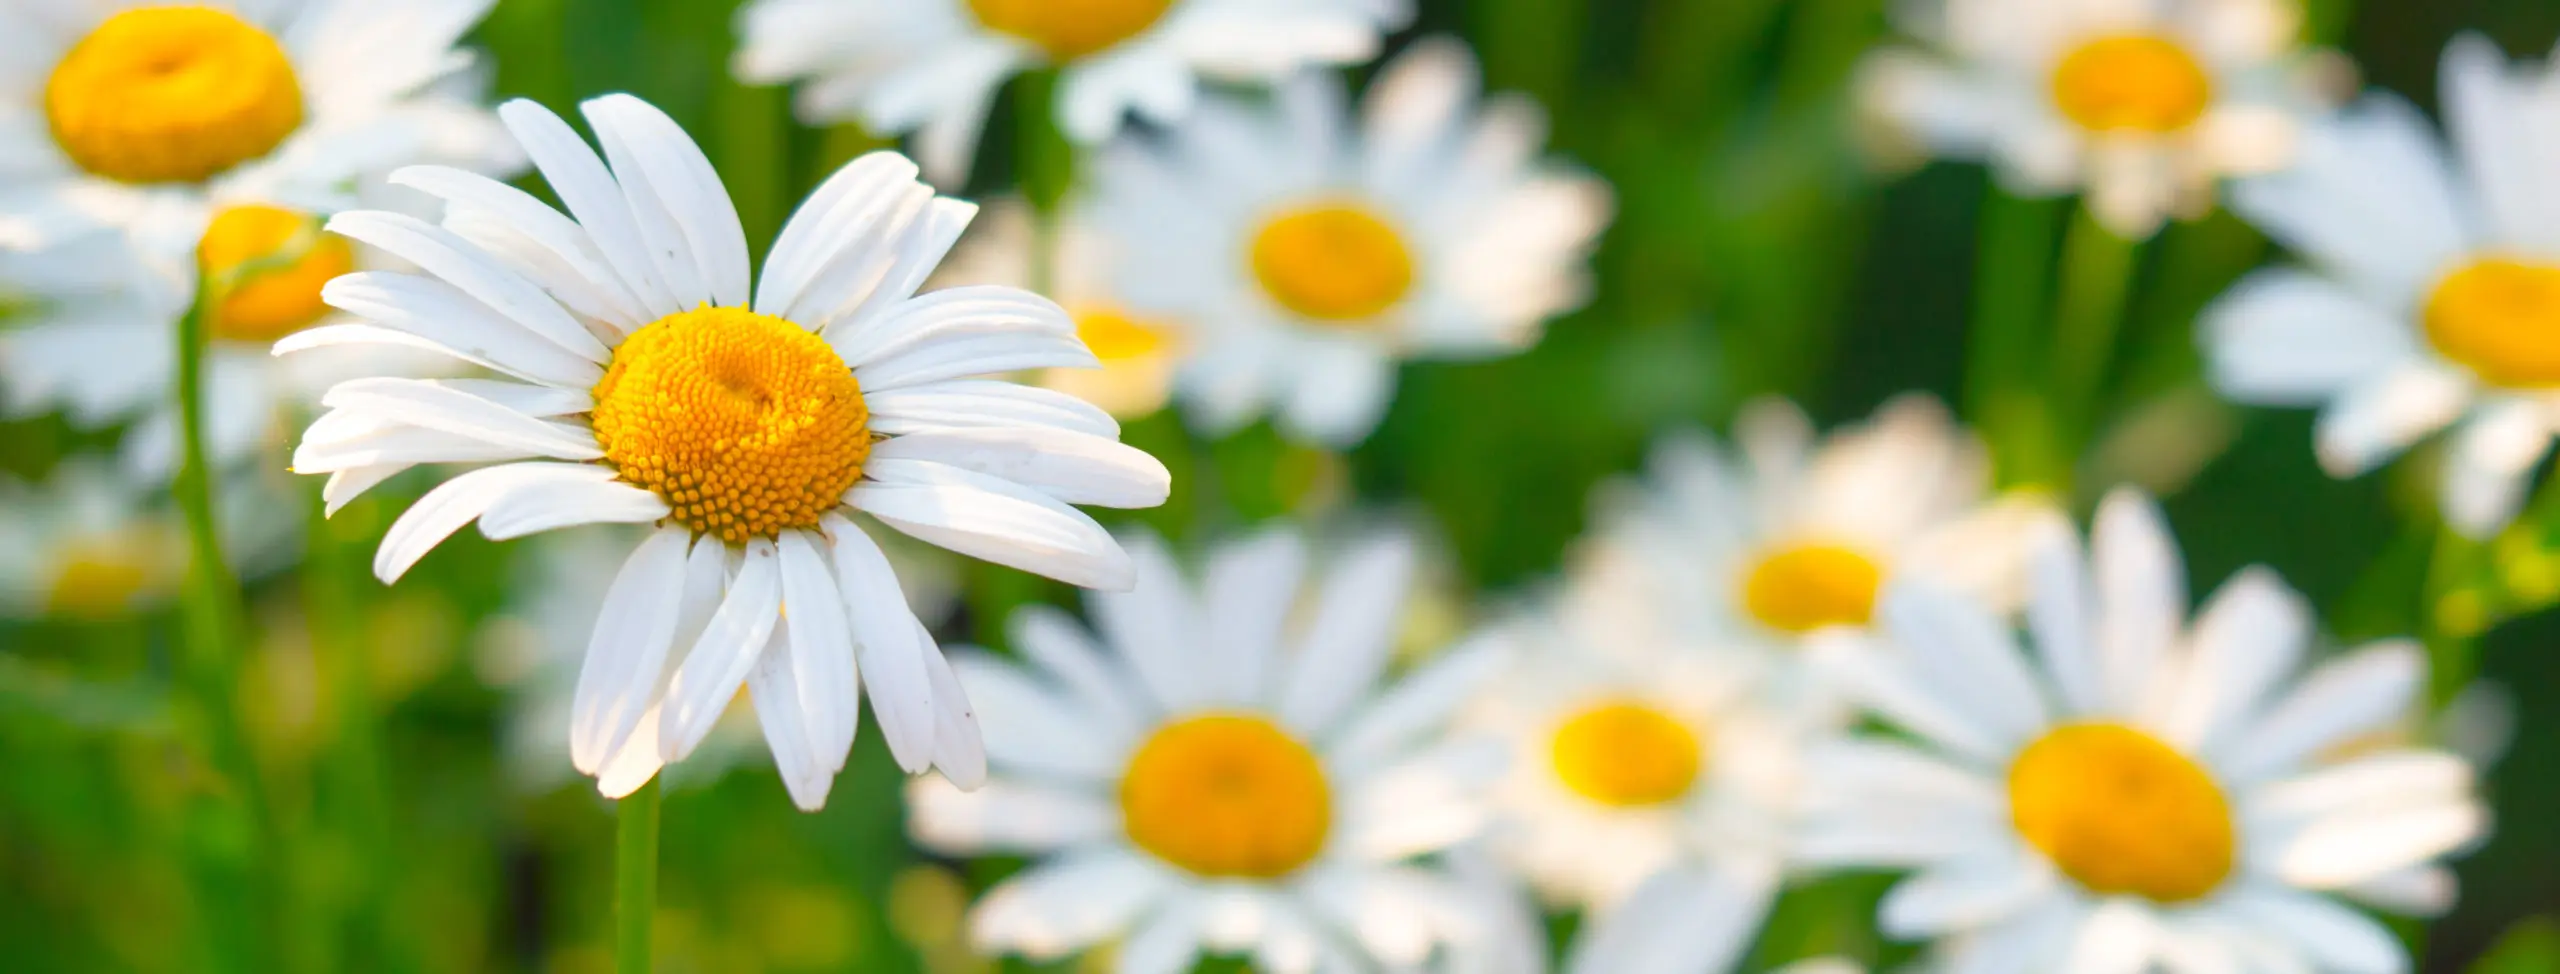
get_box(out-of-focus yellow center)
[590,307,872,544]
[1119,713,1331,879]
[1249,203,1416,324]
[46,538,156,618]
[1072,306,1172,361]
[1739,542,1883,634]
[1550,700,1703,807]
[198,204,355,343]
[2050,34,2213,135]
[44,5,304,184]
[2423,257,2560,388]
[2008,722,2236,904]
[965,0,1175,62]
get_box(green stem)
[303,481,399,971]
[2419,526,2484,710]
[1015,69,1074,220]
[2049,205,2145,473]
[1963,187,2063,489]
[615,778,663,974]
[171,278,277,974]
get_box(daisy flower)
[1460,588,1807,971]
[2203,38,2560,537]
[1859,0,2333,238]
[283,93,1172,809]
[934,198,1181,419]
[907,528,1512,972]
[731,0,1411,186]
[1569,396,2046,710]
[0,461,186,619]
[0,0,518,478]
[1087,38,1612,447]
[1803,489,2486,974]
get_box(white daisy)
[0,0,519,478]
[0,458,297,619]
[934,198,1181,419]
[731,0,1411,186]
[283,93,1172,809]
[1569,396,2046,711]
[2202,37,2560,538]
[1460,588,1807,974]
[1859,0,2332,238]
[1802,489,2486,974]
[1087,38,1612,447]
[907,527,1513,972]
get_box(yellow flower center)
[965,0,1176,62]
[44,5,305,185]
[46,538,156,618]
[1072,305,1173,361]
[589,307,873,544]
[2008,722,2236,904]
[197,204,355,344]
[1550,700,1704,808]
[1249,202,1417,324]
[1119,713,1332,879]
[1739,542,1884,634]
[2423,257,2560,389]
[2050,34,2214,135]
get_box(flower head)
[285,93,1171,809]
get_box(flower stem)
[615,777,663,974]
[170,277,278,974]
[2419,524,2484,710]
[2049,206,2145,467]
[303,479,400,970]
[1963,186,2063,488]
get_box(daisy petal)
[657,539,784,763]
[325,210,609,363]
[923,641,987,788]
[582,94,751,308]
[2165,567,2309,753]
[1275,532,1416,737]
[568,526,689,774]
[375,462,594,582]
[497,98,677,316]
[852,458,1132,590]
[2223,885,2410,974]
[822,515,935,772]
[869,427,1169,508]
[477,466,669,540]
[777,529,861,769]
[2219,641,2423,784]
[747,621,833,811]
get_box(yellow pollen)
[44,5,305,184]
[2009,723,2237,904]
[1249,202,1417,324]
[1551,700,1704,807]
[1072,305,1173,361]
[46,539,156,618]
[2050,34,2214,135]
[1739,542,1884,634]
[2423,257,2560,388]
[198,204,354,344]
[965,0,1175,62]
[1119,713,1332,879]
[589,307,872,544]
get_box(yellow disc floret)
[1072,306,1174,361]
[1551,699,1704,808]
[1119,713,1332,879]
[590,307,872,544]
[2008,722,2237,904]
[1250,202,1418,324]
[46,537,160,618]
[1739,541,1884,634]
[198,204,355,344]
[2424,257,2560,389]
[2050,34,2214,135]
[45,5,305,184]
[966,0,1175,62]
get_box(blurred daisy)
[732,0,1411,185]
[0,461,186,619]
[0,0,517,478]
[1571,396,2046,709]
[1859,0,2333,238]
[1803,489,2485,974]
[2204,38,2560,537]
[935,199,1180,419]
[283,94,1171,809]
[1089,38,1612,446]
[1464,588,1811,974]
[909,528,1511,972]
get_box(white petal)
[823,515,934,772]
[656,539,784,762]
[568,526,690,774]
[319,376,602,461]
[923,641,987,788]
[1086,531,1205,713]
[374,462,592,582]
[2229,94,2467,309]
[477,468,669,541]
[1198,527,1306,706]
[2093,488,2183,717]
[1882,581,2049,747]
[313,272,603,387]
[852,458,1132,590]
[1324,634,1508,777]
[778,529,861,769]
[2200,269,2418,404]
[2275,804,2485,890]
[2222,885,2410,974]
[2061,899,2160,974]
[868,427,1169,508]
[1810,634,2010,765]
[594,702,667,799]
[757,151,921,320]
[2442,398,2553,537]
[1008,604,1148,731]
[2026,521,2106,714]
[968,848,1174,960]
[905,775,1118,854]
[1275,532,1416,737]
[2163,567,2309,753]
[2314,366,2470,478]
[2248,750,2474,826]
[849,328,1098,391]
[947,651,1124,780]
[748,620,833,811]
[1880,851,2058,938]
[390,164,647,327]
[581,94,751,308]
[2219,641,2423,784]
[325,210,608,363]
[864,378,1120,438]
[498,98,677,316]
[1563,863,1779,974]
[831,284,1074,372]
